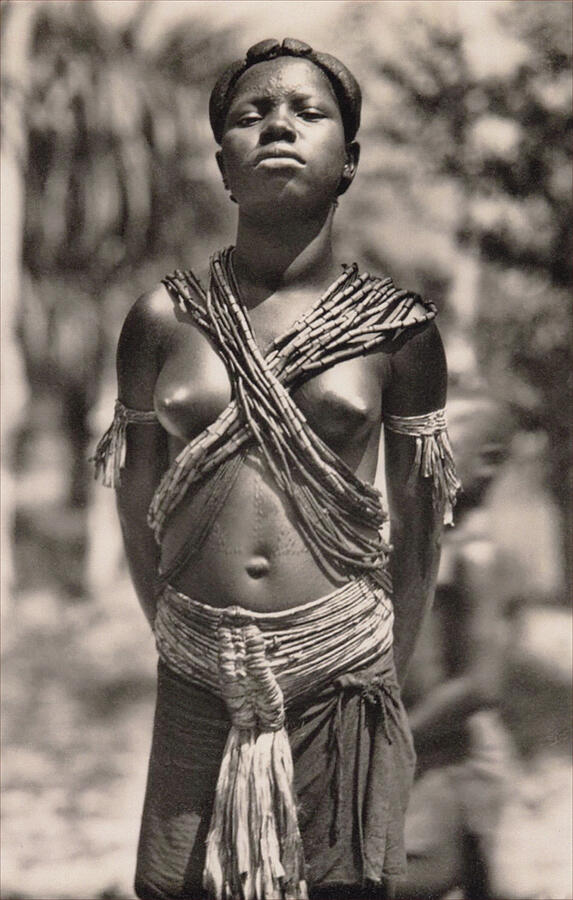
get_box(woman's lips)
[254,149,305,166]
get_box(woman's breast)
[155,331,383,465]
[292,357,382,465]
[154,331,232,443]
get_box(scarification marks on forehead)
[228,57,338,110]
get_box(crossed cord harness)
[94,247,456,590]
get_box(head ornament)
[209,37,362,144]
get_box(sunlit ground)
[2,409,156,898]
[2,579,155,899]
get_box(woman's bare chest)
[154,322,386,458]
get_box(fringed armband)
[92,400,158,488]
[384,408,462,525]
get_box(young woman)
[94,38,459,900]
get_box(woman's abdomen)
[160,452,345,611]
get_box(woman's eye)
[298,110,325,121]
[237,114,261,127]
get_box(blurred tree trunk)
[1,1,35,612]
[4,1,233,600]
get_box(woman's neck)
[232,204,338,304]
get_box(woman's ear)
[216,150,238,203]
[337,141,360,197]
[216,150,228,190]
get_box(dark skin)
[115,58,446,693]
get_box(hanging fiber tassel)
[384,409,462,525]
[153,580,393,899]
[91,400,157,488]
[203,620,307,900]
[204,727,307,900]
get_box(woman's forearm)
[120,524,160,627]
[117,486,161,628]
[390,493,443,684]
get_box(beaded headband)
[209,37,362,144]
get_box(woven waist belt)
[153,579,394,899]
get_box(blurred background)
[1,1,571,898]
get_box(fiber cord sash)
[148,248,436,586]
[154,578,395,899]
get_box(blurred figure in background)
[396,388,516,900]
[491,599,572,899]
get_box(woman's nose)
[260,108,296,144]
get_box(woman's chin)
[238,185,335,219]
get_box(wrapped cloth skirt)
[135,580,415,900]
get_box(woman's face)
[217,57,358,215]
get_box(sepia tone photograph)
[1,1,571,898]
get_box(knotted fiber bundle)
[203,622,307,900]
[92,249,441,590]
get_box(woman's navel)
[245,555,271,580]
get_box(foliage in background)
[4,0,235,513]
[347,0,572,591]
[471,3,572,591]
[21,0,232,281]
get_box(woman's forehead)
[228,56,338,104]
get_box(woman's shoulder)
[119,255,208,341]
[369,269,441,356]
[116,260,211,390]
[363,266,437,335]
[116,283,184,405]
[382,319,447,414]
[118,283,177,355]
[386,273,436,324]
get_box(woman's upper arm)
[382,321,451,679]
[382,319,461,532]
[113,285,175,489]
[382,320,448,418]
[116,284,174,410]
